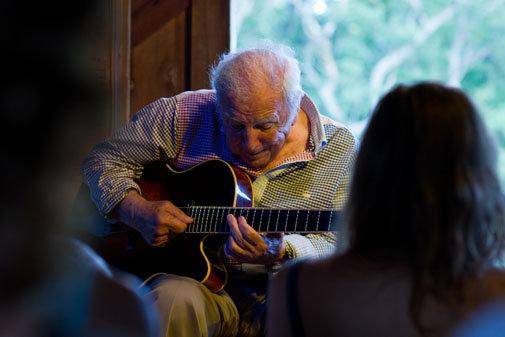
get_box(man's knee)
[151,275,209,336]
[151,275,206,312]
[149,275,238,337]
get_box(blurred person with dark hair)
[267,82,505,337]
[0,2,158,336]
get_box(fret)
[189,207,195,233]
[202,207,209,233]
[253,208,262,232]
[210,207,216,233]
[200,207,206,233]
[275,209,280,232]
[214,208,220,233]
[267,209,272,232]
[196,207,202,233]
[213,207,219,232]
[223,207,230,232]
[216,207,222,232]
[222,208,227,232]
[307,211,318,232]
[284,209,289,232]
[218,207,224,232]
[258,209,265,232]
[186,207,192,233]
[286,210,299,232]
[229,207,235,231]
[204,207,210,233]
[319,211,331,232]
[202,207,207,233]
[258,209,264,232]
[328,211,333,231]
[304,210,309,232]
[231,208,237,228]
[213,207,218,233]
[194,207,201,233]
[244,208,250,224]
[321,211,328,231]
[316,210,321,232]
[294,209,300,232]
[209,208,214,231]
[249,208,256,228]
[187,208,193,233]
[186,207,191,233]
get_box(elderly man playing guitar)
[81,43,356,337]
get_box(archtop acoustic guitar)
[75,159,341,292]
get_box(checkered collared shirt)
[81,90,357,260]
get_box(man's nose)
[242,128,262,153]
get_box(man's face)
[220,92,291,169]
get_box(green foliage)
[235,0,505,186]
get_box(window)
[232,0,505,186]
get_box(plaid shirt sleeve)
[80,97,179,216]
[283,127,356,259]
[284,233,336,259]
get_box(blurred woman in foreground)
[267,82,505,337]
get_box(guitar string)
[177,206,338,233]
[106,209,339,235]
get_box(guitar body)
[76,159,340,292]
[77,159,253,293]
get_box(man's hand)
[224,214,285,264]
[114,190,193,247]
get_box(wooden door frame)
[111,0,230,128]
[111,0,131,131]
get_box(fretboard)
[183,207,340,233]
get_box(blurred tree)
[234,0,505,186]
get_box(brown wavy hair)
[346,82,505,334]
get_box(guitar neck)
[182,207,340,233]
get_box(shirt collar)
[300,93,327,153]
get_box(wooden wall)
[82,0,229,131]
[130,0,230,115]
[65,0,230,206]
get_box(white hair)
[210,41,303,128]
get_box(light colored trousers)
[148,274,240,337]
